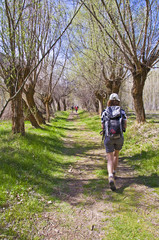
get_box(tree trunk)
[45,101,50,122]
[94,100,99,113]
[25,84,46,125]
[131,67,150,123]
[62,99,67,111]
[98,98,104,115]
[23,99,40,128]
[51,98,56,113]
[105,78,122,97]
[95,91,105,115]
[55,98,61,111]
[10,87,25,135]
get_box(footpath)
[37,112,159,240]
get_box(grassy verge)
[78,111,159,239]
[0,111,73,239]
[78,111,159,191]
[122,115,159,192]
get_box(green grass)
[0,110,159,239]
[103,213,156,240]
[77,110,101,132]
[121,116,159,192]
[0,111,73,239]
[76,110,159,190]
[77,111,159,239]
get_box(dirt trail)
[37,112,159,240]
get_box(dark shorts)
[104,136,124,153]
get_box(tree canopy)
[0,0,159,133]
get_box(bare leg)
[113,150,120,172]
[107,152,116,191]
[107,152,114,176]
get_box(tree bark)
[105,78,122,98]
[23,99,40,128]
[131,66,150,123]
[51,98,56,113]
[62,99,67,111]
[55,98,61,111]
[10,85,25,135]
[25,83,46,125]
[45,101,50,122]
[95,91,105,115]
[94,100,99,113]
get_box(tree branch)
[0,2,83,118]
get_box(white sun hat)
[109,93,120,101]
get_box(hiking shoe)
[108,176,116,191]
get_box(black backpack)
[105,106,123,139]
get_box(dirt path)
[37,113,159,240]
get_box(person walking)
[75,106,78,113]
[101,93,127,191]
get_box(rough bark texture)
[102,66,122,99]
[132,66,150,123]
[105,78,122,96]
[55,98,61,111]
[94,100,99,113]
[23,99,40,128]
[45,101,50,122]
[25,83,46,125]
[10,84,25,135]
[95,91,106,115]
[62,99,67,111]
[8,74,25,135]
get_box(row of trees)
[0,0,159,135]
[0,0,82,134]
[68,0,159,120]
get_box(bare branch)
[0,2,83,118]
[80,0,134,69]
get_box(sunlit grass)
[0,111,72,239]
[122,118,159,182]
[0,110,159,239]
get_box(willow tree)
[23,0,69,125]
[0,0,30,135]
[83,0,159,122]
[0,0,46,134]
[68,1,127,114]
[0,0,83,134]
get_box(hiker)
[71,106,74,112]
[75,106,78,113]
[101,93,127,191]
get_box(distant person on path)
[71,106,74,112]
[75,106,78,113]
[101,93,127,191]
